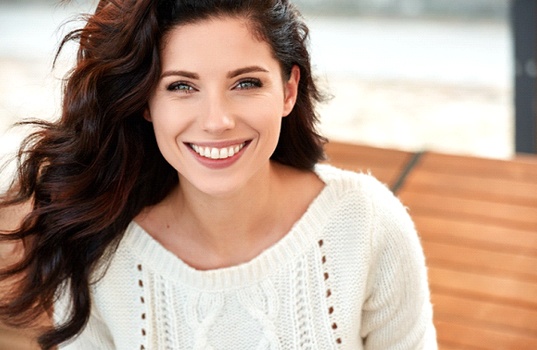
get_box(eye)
[167,82,196,93]
[235,78,262,90]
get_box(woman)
[0,0,437,349]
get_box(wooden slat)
[438,343,480,350]
[431,293,537,334]
[413,152,537,182]
[414,215,537,256]
[324,141,412,187]
[422,241,537,282]
[403,169,537,206]
[399,190,537,230]
[434,318,537,350]
[428,266,537,309]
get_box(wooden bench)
[325,141,537,350]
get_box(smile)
[189,142,246,160]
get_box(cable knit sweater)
[56,164,437,349]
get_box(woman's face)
[146,16,299,197]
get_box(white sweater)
[57,164,437,349]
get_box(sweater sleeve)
[359,177,437,349]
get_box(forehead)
[161,15,265,45]
[159,16,277,70]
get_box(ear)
[143,107,152,122]
[282,65,300,117]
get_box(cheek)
[147,103,190,162]
[254,100,285,131]
[149,101,189,136]
[248,102,284,147]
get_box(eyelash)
[167,82,195,93]
[235,78,263,90]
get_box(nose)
[200,92,235,134]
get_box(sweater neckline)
[123,164,340,290]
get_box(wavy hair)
[0,0,326,348]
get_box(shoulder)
[317,166,424,265]
[315,164,415,240]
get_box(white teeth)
[190,143,245,160]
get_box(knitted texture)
[56,164,437,349]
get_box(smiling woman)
[0,0,436,349]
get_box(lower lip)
[186,142,249,170]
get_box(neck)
[170,162,284,266]
[180,169,274,240]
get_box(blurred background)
[0,0,514,174]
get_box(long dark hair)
[0,0,325,348]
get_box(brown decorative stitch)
[138,264,147,348]
[318,238,343,346]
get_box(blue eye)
[167,82,196,93]
[236,79,262,90]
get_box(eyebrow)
[160,70,199,80]
[160,66,269,80]
[227,66,269,78]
